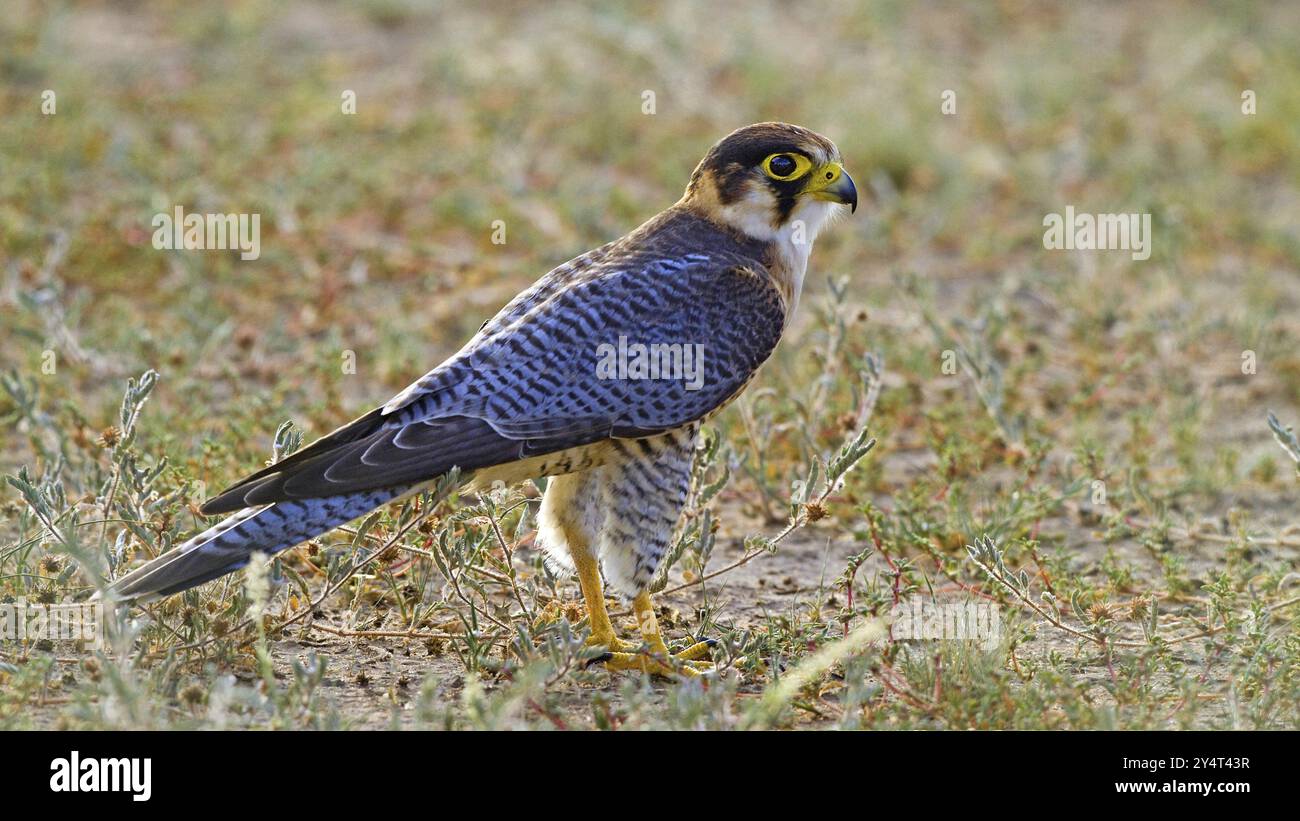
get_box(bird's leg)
[598,592,714,677]
[573,547,637,653]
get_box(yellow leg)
[573,548,636,653]
[599,591,715,677]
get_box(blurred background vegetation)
[1,1,1299,728]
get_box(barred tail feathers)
[104,487,410,601]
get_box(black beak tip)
[842,169,859,214]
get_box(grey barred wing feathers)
[462,253,786,437]
[201,251,785,514]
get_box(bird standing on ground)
[106,122,858,676]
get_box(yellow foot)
[590,637,717,678]
[584,632,640,654]
[671,638,715,661]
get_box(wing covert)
[202,247,786,514]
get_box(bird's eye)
[763,153,809,180]
[768,155,796,177]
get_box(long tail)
[102,486,412,602]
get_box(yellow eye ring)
[762,153,812,181]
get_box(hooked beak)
[806,162,858,213]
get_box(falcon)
[106,122,858,676]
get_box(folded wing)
[202,252,786,515]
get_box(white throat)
[783,198,835,289]
[766,199,837,318]
[710,185,842,318]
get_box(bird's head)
[681,122,857,243]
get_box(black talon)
[584,651,614,668]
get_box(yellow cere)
[803,161,845,193]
